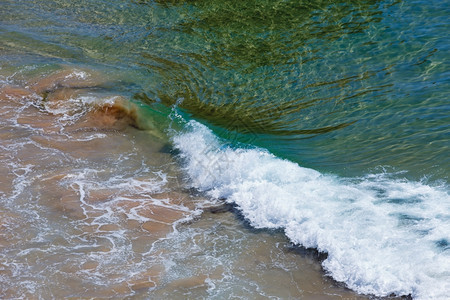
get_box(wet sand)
[0,67,405,299]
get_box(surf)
[172,120,450,299]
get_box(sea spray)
[173,120,450,299]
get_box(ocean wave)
[173,120,450,299]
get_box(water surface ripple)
[1,0,449,299]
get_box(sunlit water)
[1,0,449,299]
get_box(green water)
[1,0,448,177]
[1,1,449,299]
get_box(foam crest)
[173,121,450,299]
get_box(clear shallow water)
[0,0,449,299]
[2,0,447,180]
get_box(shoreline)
[0,68,408,299]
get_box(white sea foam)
[172,120,450,299]
[64,70,89,80]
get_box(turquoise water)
[1,0,449,298]
[1,0,448,180]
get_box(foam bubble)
[173,120,450,299]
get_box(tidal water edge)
[1,0,449,299]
